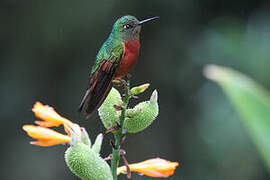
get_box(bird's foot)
[112,78,127,87]
[112,79,122,86]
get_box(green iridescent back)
[90,37,123,75]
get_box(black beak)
[138,16,159,25]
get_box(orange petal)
[117,158,179,177]
[22,125,71,146]
[32,102,73,128]
[34,120,58,127]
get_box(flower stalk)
[111,80,131,180]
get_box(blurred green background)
[2,0,270,179]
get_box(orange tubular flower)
[23,101,77,147]
[22,125,71,146]
[32,101,73,128]
[117,158,179,178]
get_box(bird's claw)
[112,79,123,86]
[112,79,128,87]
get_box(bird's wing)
[78,42,124,118]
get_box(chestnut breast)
[114,40,140,78]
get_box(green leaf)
[204,64,270,171]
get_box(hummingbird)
[78,15,159,118]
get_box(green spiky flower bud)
[130,83,150,95]
[123,90,159,133]
[65,143,113,180]
[98,87,122,129]
[65,129,113,180]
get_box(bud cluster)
[98,84,159,133]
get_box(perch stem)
[111,80,130,180]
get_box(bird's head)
[111,15,159,41]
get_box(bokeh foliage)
[205,65,270,173]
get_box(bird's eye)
[124,24,133,29]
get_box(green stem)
[111,80,130,180]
